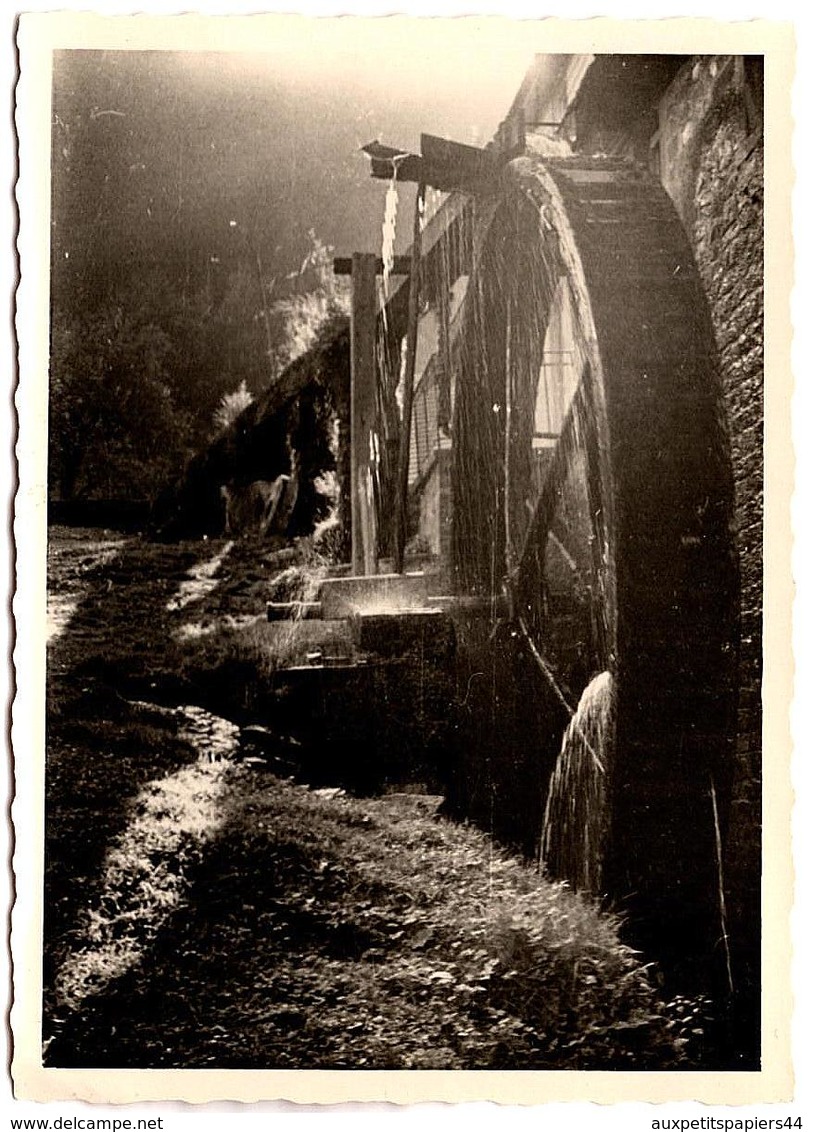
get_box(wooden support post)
[393,182,426,575]
[350,252,378,576]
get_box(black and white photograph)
[10,11,797,1106]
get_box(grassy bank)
[48,773,709,1069]
[44,527,711,1069]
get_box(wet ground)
[46,526,126,643]
[41,524,705,1070]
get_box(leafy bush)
[267,231,350,379]
[213,379,254,432]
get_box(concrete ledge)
[318,572,429,618]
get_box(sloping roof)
[504,54,595,130]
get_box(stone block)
[350,608,454,659]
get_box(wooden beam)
[350,252,379,577]
[420,132,497,177]
[368,153,424,182]
[362,137,498,194]
[361,140,410,164]
[368,157,497,194]
[333,255,411,277]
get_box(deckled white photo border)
[10,9,797,1108]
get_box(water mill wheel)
[449,153,739,980]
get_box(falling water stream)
[540,670,615,894]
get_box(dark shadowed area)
[48,29,543,507]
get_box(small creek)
[53,700,242,1017]
[165,541,234,612]
[46,531,126,644]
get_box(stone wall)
[658,55,764,1062]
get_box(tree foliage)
[48,230,348,507]
[49,303,194,502]
[267,230,350,379]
